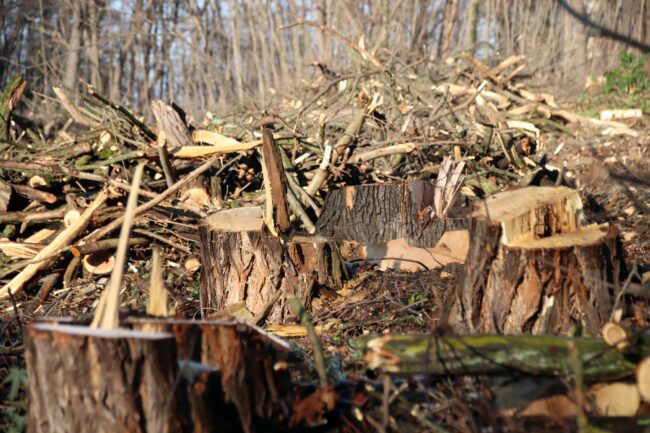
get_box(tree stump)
[130,318,293,433]
[199,206,345,323]
[452,186,622,336]
[25,323,190,433]
[315,181,467,248]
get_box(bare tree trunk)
[438,0,458,59]
[228,0,244,102]
[63,0,82,91]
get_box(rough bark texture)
[130,318,293,433]
[452,187,622,336]
[151,99,192,152]
[200,221,344,323]
[315,181,467,247]
[25,323,190,433]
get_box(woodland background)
[2,0,649,120]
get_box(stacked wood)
[199,206,345,323]
[452,186,622,335]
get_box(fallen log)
[365,333,648,381]
[452,186,622,335]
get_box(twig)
[288,295,329,389]
[91,163,145,329]
[87,85,156,140]
[286,188,316,233]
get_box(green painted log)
[366,332,650,381]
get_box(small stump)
[25,323,190,433]
[199,206,345,323]
[130,318,293,433]
[452,186,622,335]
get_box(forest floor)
[1,54,649,432]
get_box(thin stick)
[91,163,145,329]
[288,295,328,389]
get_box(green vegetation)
[1,367,27,433]
[601,51,650,95]
[600,51,650,112]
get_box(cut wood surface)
[260,127,291,233]
[200,206,345,323]
[316,180,467,248]
[453,186,621,335]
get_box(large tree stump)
[452,186,622,336]
[25,323,190,433]
[315,180,467,248]
[199,206,345,323]
[130,318,293,433]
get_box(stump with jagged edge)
[452,186,622,336]
[199,206,345,323]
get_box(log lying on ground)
[25,323,190,433]
[129,318,293,433]
[315,181,467,248]
[199,206,345,323]
[452,186,622,335]
[365,333,649,380]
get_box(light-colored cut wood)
[204,206,264,232]
[473,186,585,245]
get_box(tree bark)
[200,207,345,323]
[452,186,622,336]
[315,180,467,248]
[129,318,294,433]
[25,323,191,433]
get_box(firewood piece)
[129,318,293,433]
[602,322,632,351]
[260,127,291,234]
[453,186,621,336]
[199,206,345,323]
[315,180,467,248]
[25,323,190,433]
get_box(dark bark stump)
[25,323,191,433]
[130,318,293,433]
[199,207,345,323]
[315,180,467,247]
[452,186,622,336]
